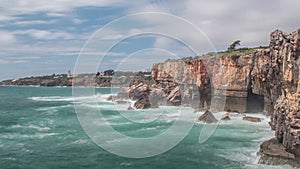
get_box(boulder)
[258,138,300,168]
[243,116,261,122]
[129,83,150,100]
[198,110,218,123]
[221,113,231,121]
[107,95,113,101]
[134,98,151,109]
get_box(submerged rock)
[242,116,261,122]
[198,110,218,123]
[127,106,134,110]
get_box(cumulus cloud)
[1,0,300,80]
[125,0,300,50]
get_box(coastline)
[2,28,300,167]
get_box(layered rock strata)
[147,29,300,166]
[255,29,300,163]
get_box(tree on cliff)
[227,40,241,51]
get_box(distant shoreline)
[0,71,151,87]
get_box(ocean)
[0,86,291,169]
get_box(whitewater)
[0,86,292,169]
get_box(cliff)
[256,29,300,165]
[150,29,300,166]
[152,52,256,112]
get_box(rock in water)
[258,138,300,168]
[134,98,151,109]
[127,106,134,110]
[221,113,231,121]
[242,116,261,122]
[107,95,113,101]
[198,110,218,123]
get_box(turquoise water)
[0,86,289,169]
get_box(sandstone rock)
[166,86,181,106]
[259,138,300,168]
[221,113,231,121]
[134,98,151,109]
[198,110,218,123]
[242,116,261,122]
[117,28,300,166]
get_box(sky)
[0,0,300,80]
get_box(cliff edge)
[149,28,300,166]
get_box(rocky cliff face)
[152,52,255,113]
[150,29,300,166]
[256,29,300,159]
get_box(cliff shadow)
[246,89,264,113]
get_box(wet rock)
[134,98,151,109]
[107,95,113,101]
[221,113,231,121]
[198,110,218,123]
[259,138,300,168]
[243,116,261,122]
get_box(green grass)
[204,46,268,56]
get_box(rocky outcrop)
[247,29,300,164]
[149,28,300,166]
[198,110,218,123]
[134,98,151,109]
[152,52,255,113]
[243,116,261,122]
[114,29,299,165]
[221,113,231,121]
[258,138,300,168]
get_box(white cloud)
[0,0,126,16]
[72,18,87,24]
[13,29,74,40]
[154,37,195,57]
[13,19,58,26]
[1,0,300,80]
[0,15,19,22]
[46,13,67,17]
[0,30,17,46]
[126,0,300,51]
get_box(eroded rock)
[259,138,300,168]
[243,116,261,122]
[134,98,151,109]
[221,113,231,121]
[198,110,218,123]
